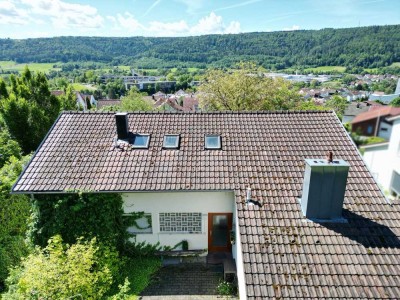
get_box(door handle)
[210,230,212,236]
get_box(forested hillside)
[0,25,399,69]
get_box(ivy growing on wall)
[28,192,135,252]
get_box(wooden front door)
[208,213,233,252]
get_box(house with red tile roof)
[12,111,400,299]
[97,99,121,110]
[351,106,400,139]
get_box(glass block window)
[126,213,152,234]
[159,213,202,233]
[132,134,150,149]
[205,135,221,149]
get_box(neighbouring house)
[361,114,400,198]
[97,99,122,110]
[342,101,382,124]
[152,91,166,101]
[351,106,400,139]
[368,78,400,104]
[50,90,65,97]
[152,90,199,112]
[12,111,400,299]
[76,92,97,111]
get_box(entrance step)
[206,252,232,265]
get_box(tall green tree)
[325,95,348,119]
[198,63,302,111]
[0,67,60,154]
[60,84,77,111]
[121,87,153,111]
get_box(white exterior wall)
[123,191,235,252]
[234,208,247,300]
[387,119,400,192]
[363,145,391,189]
[378,122,392,140]
[363,119,400,192]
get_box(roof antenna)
[326,151,333,163]
[246,187,262,207]
[113,136,120,149]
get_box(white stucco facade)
[378,121,393,140]
[122,191,236,254]
[362,116,400,195]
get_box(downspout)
[374,111,381,137]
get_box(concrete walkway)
[139,263,238,300]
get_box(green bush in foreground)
[216,280,238,296]
[3,235,122,299]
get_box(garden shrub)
[3,235,123,299]
[0,155,31,290]
[216,280,238,296]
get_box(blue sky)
[0,0,399,38]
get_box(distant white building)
[369,78,400,104]
[361,114,400,198]
[76,92,97,111]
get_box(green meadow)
[0,61,61,73]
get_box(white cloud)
[148,20,189,36]
[0,0,30,25]
[190,12,241,35]
[225,21,241,34]
[19,0,104,29]
[113,12,142,32]
[174,0,206,14]
[283,25,300,31]
[107,11,240,37]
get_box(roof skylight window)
[205,135,221,150]
[163,134,180,149]
[132,134,150,149]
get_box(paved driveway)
[139,263,238,300]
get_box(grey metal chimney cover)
[301,158,350,221]
[115,112,129,140]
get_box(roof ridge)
[62,110,335,115]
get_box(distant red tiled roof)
[51,90,64,96]
[352,106,400,124]
[183,96,199,111]
[12,111,400,298]
[97,100,121,109]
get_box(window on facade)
[159,212,202,233]
[132,134,150,149]
[367,125,373,134]
[398,142,400,157]
[380,128,388,132]
[205,135,222,150]
[391,171,400,195]
[163,134,180,149]
[126,213,152,234]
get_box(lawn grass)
[303,66,346,73]
[0,60,61,73]
[71,83,97,91]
